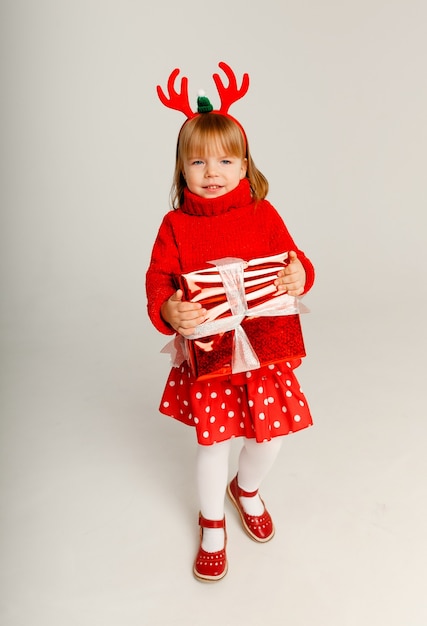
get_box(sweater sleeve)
[265,202,315,294]
[145,214,180,335]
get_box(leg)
[196,439,231,551]
[237,436,283,515]
[193,440,230,581]
[227,437,283,542]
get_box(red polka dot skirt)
[159,359,313,445]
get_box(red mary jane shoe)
[227,475,275,543]
[193,514,228,582]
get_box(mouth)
[204,185,222,190]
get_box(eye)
[221,159,232,165]
[191,159,204,166]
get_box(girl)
[146,63,315,582]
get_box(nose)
[205,161,217,177]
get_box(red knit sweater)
[146,179,315,335]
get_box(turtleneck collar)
[179,178,253,217]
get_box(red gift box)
[175,252,307,381]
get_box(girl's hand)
[274,251,306,296]
[161,289,207,336]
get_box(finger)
[288,250,298,263]
[177,313,207,336]
[287,286,304,296]
[274,268,286,287]
[178,300,205,314]
[278,275,303,292]
[274,279,288,292]
[179,307,206,320]
[178,326,200,337]
[283,276,303,289]
[170,289,183,302]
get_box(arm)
[265,202,315,296]
[145,215,180,335]
[145,215,207,336]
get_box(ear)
[240,158,248,179]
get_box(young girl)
[146,63,315,582]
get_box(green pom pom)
[197,94,213,113]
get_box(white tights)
[196,437,283,551]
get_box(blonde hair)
[170,113,269,209]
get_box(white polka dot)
[225,389,232,395]
[169,380,175,386]
[275,383,279,389]
[268,396,274,404]
[196,392,202,399]
[194,417,199,424]
[237,397,242,403]
[205,406,211,413]
[240,422,245,429]
[163,401,169,408]
[258,386,264,394]
[248,400,254,407]
[242,411,246,417]
[183,400,189,406]
[210,416,216,423]
[210,392,218,398]
[219,426,226,433]
[286,390,292,397]
[294,414,301,422]
[273,420,281,428]
[286,362,291,368]
[286,379,292,386]
[264,399,269,406]
[246,371,252,378]
[202,431,209,438]
[258,412,266,420]
[277,371,282,376]
[228,411,234,418]
[299,400,305,407]
[281,406,287,413]
[268,364,275,370]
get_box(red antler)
[213,62,250,114]
[156,68,195,119]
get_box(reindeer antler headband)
[156,61,250,145]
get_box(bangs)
[178,114,246,160]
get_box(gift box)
[174,252,307,381]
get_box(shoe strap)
[235,476,259,498]
[199,513,226,529]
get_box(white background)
[1,1,426,625]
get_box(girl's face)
[182,147,247,199]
